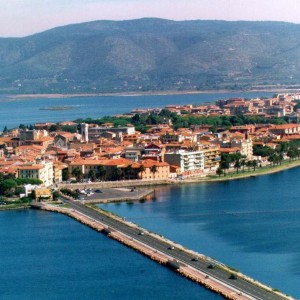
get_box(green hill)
[1,18,300,93]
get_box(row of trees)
[68,164,159,182]
[76,110,289,134]
[217,139,300,176]
[217,153,259,176]
[253,140,300,166]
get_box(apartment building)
[18,161,54,187]
[164,150,205,177]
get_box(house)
[138,159,170,180]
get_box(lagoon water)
[0,209,221,300]
[0,92,272,129]
[100,167,300,298]
[2,168,300,299]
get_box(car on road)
[138,231,145,235]
[191,257,199,261]
[94,189,102,193]
[168,246,175,250]
[207,264,215,269]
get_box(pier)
[33,199,294,300]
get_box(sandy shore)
[5,88,285,101]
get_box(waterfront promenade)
[33,199,294,300]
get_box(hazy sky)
[2,0,300,37]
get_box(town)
[1,93,300,200]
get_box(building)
[124,147,143,162]
[203,148,221,171]
[33,188,53,201]
[138,159,170,180]
[81,123,135,142]
[18,161,54,187]
[164,150,205,177]
[269,124,300,135]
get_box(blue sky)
[2,0,300,37]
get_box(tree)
[241,158,246,173]
[220,154,231,175]
[49,124,59,132]
[150,165,158,179]
[138,164,146,179]
[216,167,223,177]
[52,191,60,201]
[111,166,122,181]
[97,165,106,181]
[124,164,133,180]
[62,168,69,181]
[246,160,252,171]
[88,169,97,181]
[252,160,258,171]
[0,179,17,195]
[234,159,241,174]
[71,167,83,181]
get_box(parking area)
[77,187,153,203]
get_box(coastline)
[58,159,300,193]
[5,88,281,100]
[185,159,300,184]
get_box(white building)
[164,150,205,177]
[81,123,135,141]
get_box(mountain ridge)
[1,18,300,94]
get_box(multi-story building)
[139,159,170,180]
[18,161,54,187]
[164,150,205,177]
[203,148,221,171]
[81,123,135,142]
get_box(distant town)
[1,93,300,201]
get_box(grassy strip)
[206,159,300,182]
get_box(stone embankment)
[32,203,293,300]
[58,179,169,190]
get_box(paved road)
[62,197,291,300]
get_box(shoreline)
[58,159,300,195]
[4,88,281,100]
[184,159,300,184]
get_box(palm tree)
[234,159,241,174]
[252,160,258,171]
[150,165,158,179]
[246,161,252,171]
[138,164,146,179]
[241,158,246,173]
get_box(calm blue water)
[0,92,272,129]
[100,167,300,298]
[0,209,221,300]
